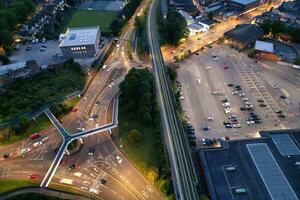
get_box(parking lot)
[10,40,64,66]
[177,44,300,147]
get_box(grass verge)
[67,9,117,34]
[0,179,38,193]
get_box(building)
[252,11,281,25]
[178,10,194,25]
[188,23,207,36]
[254,40,279,61]
[59,26,101,58]
[224,24,263,49]
[197,19,215,29]
[228,0,260,13]
[169,0,199,16]
[200,129,300,200]
[0,60,39,86]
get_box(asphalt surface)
[178,44,300,146]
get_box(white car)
[233,124,241,128]
[239,92,246,97]
[115,155,123,164]
[207,116,214,121]
[21,148,31,154]
[196,79,201,84]
[107,67,112,72]
[201,138,206,145]
[90,173,96,178]
[273,84,279,89]
[33,141,43,147]
[245,101,252,105]
[222,102,230,107]
[103,65,107,69]
[245,104,253,108]
[179,96,184,100]
[232,91,239,95]
[246,120,255,125]
[89,188,100,195]
[241,98,249,101]
[205,66,212,70]
[224,107,231,114]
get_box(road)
[147,0,199,199]
[161,0,282,63]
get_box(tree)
[0,30,12,47]
[259,20,272,35]
[271,20,286,37]
[127,129,141,144]
[207,12,214,20]
[294,57,300,65]
[147,167,159,183]
[166,10,189,46]
[291,28,300,44]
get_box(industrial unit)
[59,26,101,58]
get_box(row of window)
[71,46,87,51]
[72,50,88,54]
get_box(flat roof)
[188,23,204,30]
[0,61,26,76]
[230,0,258,5]
[59,26,100,47]
[255,40,275,53]
[224,24,263,44]
[200,129,300,200]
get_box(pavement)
[177,44,300,146]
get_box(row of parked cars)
[201,136,230,146]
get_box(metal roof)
[255,40,275,53]
[59,26,100,47]
[230,0,258,5]
[0,62,26,76]
[247,143,298,200]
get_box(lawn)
[119,113,160,174]
[67,9,117,33]
[0,179,38,193]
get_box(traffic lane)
[0,128,61,161]
[0,159,51,183]
[105,140,164,200]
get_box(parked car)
[203,126,210,130]
[259,103,267,107]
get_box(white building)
[178,10,194,25]
[188,23,207,36]
[59,26,101,58]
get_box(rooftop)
[230,0,258,5]
[200,129,300,200]
[255,40,274,53]
[59,26,100,47]
[224,24,263,44]
[188,23,204,30]
[0,62,27,77]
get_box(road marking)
[141,190,148,198]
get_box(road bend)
[147,0,199,199]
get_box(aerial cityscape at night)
[0,0,299,199]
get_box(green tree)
[207,12,214,20]
[294,57,300,65]
[166,10,189,46]
[291,28,300,44]
[259,20,272,35]
[271,20,286,37]
[127,129,141,144]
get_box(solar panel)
[69,34,76,40]
[271,134,300,156]
[247,143,298,200]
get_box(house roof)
[255,40,274,53]
[224,24,263,45]
[0,62,26,76]
[59,26,100,47]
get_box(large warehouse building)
[199,129,300,200]
[59,26,101,58]
[228,0,260,13]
